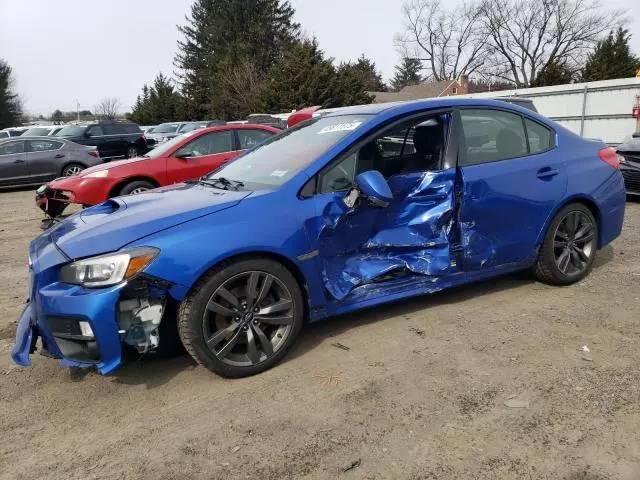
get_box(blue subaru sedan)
[12,98,626,378]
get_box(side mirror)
[174,152,192,159]
[347,170,393,209]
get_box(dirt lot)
[1,188,639,480]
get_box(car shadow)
[80,245,617,388]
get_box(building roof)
[369,80,457,103]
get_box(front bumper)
[36,177,121,217]
[12,280,126,374]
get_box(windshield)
[56,126,86,137]
[153,123,181,134]
[205,114,372,187]
[143,131,198,158]
[23,127,51,136]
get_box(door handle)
[13,159,25,163]
[54,154,65,159]
[536,167,559,179]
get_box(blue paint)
[12,98,626,373]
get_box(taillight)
[598,147,620,169]
[88,150,99,158]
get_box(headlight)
[59,247,159,287]
[85,170,109,178]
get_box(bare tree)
[396,0,488,81]
[94,97,121,120]
[215,60,265,120]
[479,0,622,87]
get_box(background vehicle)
[37,123,278,216]
[14,98,625,379]
[0,128,24,139]
[140,125,157,133]
[617,135,640,194]
[146,121,228,143]
[0,136,101,187]
[21,126,64,137]
[55,122,148,160]
[493,96,538,112]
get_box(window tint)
[123,124,141,134]
[320,152,357,193]
[23,127,52,136]
[102,124,121,135]
[56,125,87,137]
[154,123,181,134]
[238,129,273,149]
[0,141,25,155]
[175,131,233,157]
[525,118,554,153]
[0,132,8,139]
[87,125,104,137]
[460,109,527,165]
[28,140,63,152]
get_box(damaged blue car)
[12,98,626,378]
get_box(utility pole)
[76,99,80,123]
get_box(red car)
[37,124,279,218]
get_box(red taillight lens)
[88,150,99,158]
[598,147,620,169]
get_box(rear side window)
[0,141,25,155]
[175,131,234,157]
[238,129,273,149]
[460,109,527,165]
[28,140,63,152]
[123,124,141,133]
[102,124,121,135]
[87,125,104,137]
[525,119,554,153]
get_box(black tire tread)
[118,180,156,196]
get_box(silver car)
[21,126,65,137]
[0,136,103,187]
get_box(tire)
[61,163,85,177]
[533,203,598,285]
[178,258,304,378]
[118,180,156,196]
[126,146,139,158]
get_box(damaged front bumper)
[11,272,172,375]
[36,183,72,219]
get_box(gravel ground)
[0,188,639,480]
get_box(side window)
[87,125,104,137]
[525,118,554,154]
[238,129,273,149]
[175,131,234,157]
[460,109,527,165]
[319,152,357,193]
[0,141,25,155]
[102,124,120,135]
[28,140,63,152]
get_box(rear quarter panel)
[540,131,625,248]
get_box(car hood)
[78,156,153,177]
[618,137,640,154]
[48,183,250,259]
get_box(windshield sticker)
[317,121,363,135]
[270,170,289,177]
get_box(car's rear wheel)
[119,180,155,196]
[126,146,139,158]
[533,203,598,285]
[177,258,304,378]
[61,163,84,177]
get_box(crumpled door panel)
[317,168,456,301]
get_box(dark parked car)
[55,122,148,160]
[617,135,640,194]
[0,136,101,187]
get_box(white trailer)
[462,77,640,146]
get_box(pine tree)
[581,28,640,82]
[0,60,22,129]
[175,0,300,119]
[531,59,574,87]
[391,56,423,91]
[130,74,182,124]
[348,55,387,92]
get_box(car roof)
[325,97,539,117]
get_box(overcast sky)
[0,0,638,116]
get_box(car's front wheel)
[177,258,304,378]
[119,180,155,196]
[533,203,598,285]
[126,146,139,158]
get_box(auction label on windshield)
[318,121,362,134]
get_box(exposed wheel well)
[188,252,310,321]
[109,177,160,197]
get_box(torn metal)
[317,169,456,301]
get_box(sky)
[0,0,638,116]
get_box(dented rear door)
[455,107,567,270]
